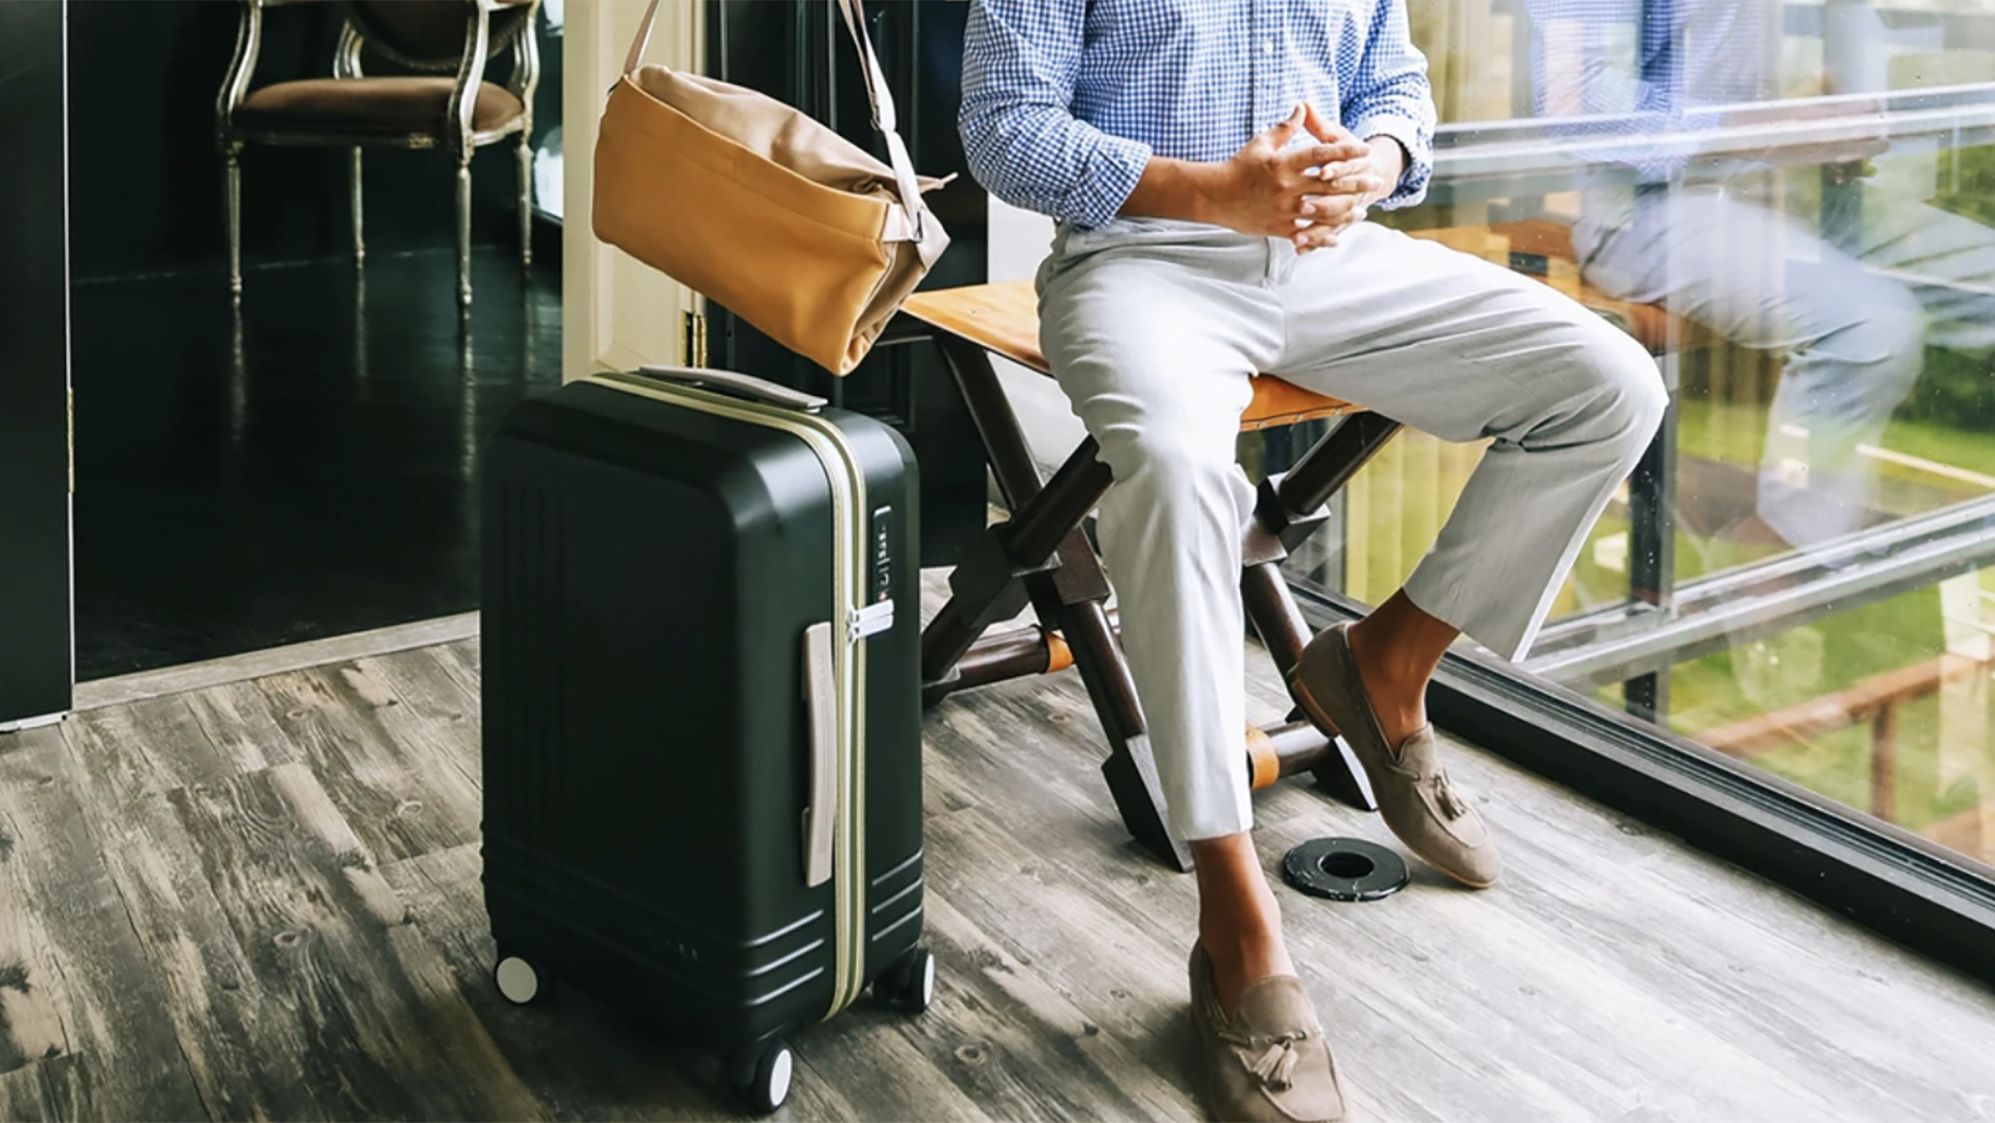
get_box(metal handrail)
[1525,494,1995,688]
[1431,82,1995,183]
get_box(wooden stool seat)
[901,281,1360,432]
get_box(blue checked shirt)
[960,0,1438,229]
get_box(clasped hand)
[1208,102,1404,253]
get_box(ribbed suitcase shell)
[479,372,923,1063]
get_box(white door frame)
[561,0,705,380]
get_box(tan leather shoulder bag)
[593,0,950,376]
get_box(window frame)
[1288,73,1995,982]
[1294,580,1995,984]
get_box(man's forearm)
[1122,134,1408,225]
[1120,156,1229,223]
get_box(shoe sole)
[1288,638,1498,891]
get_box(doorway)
[64,0,566,679]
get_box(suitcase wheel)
[493,954,543,1006]
[874,946,936,1016]
[730,1039,794,1115]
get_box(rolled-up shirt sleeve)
[1342,0,1438,210]
[959,0,1153,228]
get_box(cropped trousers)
[1036,218,1667,841]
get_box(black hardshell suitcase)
[479,365,929,1113]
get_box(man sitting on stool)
[959,2,1667,1119]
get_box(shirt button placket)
[1253,0,1284,280]
[1252,0,1280,131]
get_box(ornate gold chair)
[215,0,542,308]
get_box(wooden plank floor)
[1,599,1991,1120]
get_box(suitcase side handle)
[636,364,829,413]
[801,620,838,888]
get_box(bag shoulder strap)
[831,0,928,241]
[621,2,654,78]
[622,0,928,240]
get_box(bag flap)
[628,67,947,201]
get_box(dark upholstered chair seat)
[217,0,543,307]
[236,77,525,136]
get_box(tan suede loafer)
[1189,944,1353,1123]
[1289,622,1501,888]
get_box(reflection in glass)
[1530,0,1995,551]
[1279,0,1995,864]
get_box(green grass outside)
[1560,394,1994,842]
[1671,396,1995,499]
[1570,115,1995,842]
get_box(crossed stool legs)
[916,330,1398,870]
[913,221,1666,871]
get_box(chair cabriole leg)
[350,147,365,264]
[225,146,243,305]
[516,137,533,270]
[456,159,473,309]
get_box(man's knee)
[1585,323,1668,451]
[1081,402,1253,573]
[1058,345,1250,491]
[1094,413,1241,494]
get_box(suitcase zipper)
[584,372,873,1021]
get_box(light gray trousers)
[1036,218,1667,840]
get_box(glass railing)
[1264,0,1995,869]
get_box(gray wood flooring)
[1,597,1990,1121]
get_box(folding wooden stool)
[899,222,1687,871]
[900,280,1399,871]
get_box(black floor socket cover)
[1282,837,1409,902]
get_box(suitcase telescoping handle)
[800,621,838,888]
[637,364,828,413]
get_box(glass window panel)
[1261,0,1995,869]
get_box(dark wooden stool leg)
[1256,412,1406,551]
[918,322,1112,695]
[1037,572,1185,870]
[1242,564,1377,811]
[919,538,1031,704]
[920,443,1111,704]
[932,334,1047,512]
[924,337,1189,869]
[1240,412,1403,810]
[1624,395,1679,722]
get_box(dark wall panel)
[0,0,75,724]
[707,0,989,563]
[66,1,561,283]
